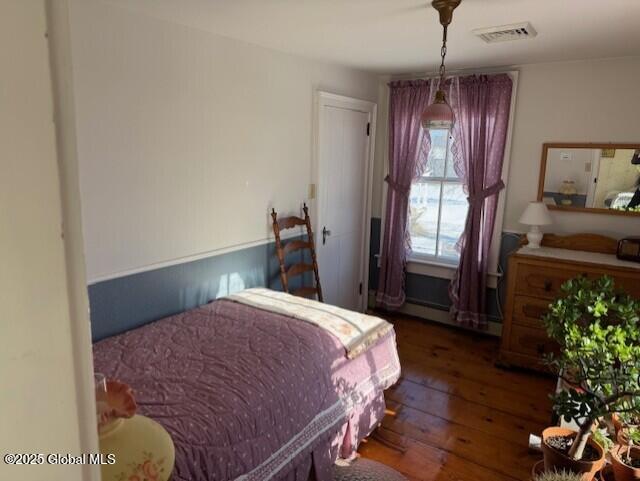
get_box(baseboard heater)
[368,291,503,337]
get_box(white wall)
[372,56,640,239]
[0,2,93,480]
[505,56,640,236]
[69,0,379,283]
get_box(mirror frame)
[537,142,640,217]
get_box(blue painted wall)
[89,239,307,341]
[368,217,520,323]
[543,191,587,208]
[89,218,519,341]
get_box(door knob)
[322,226,331,245]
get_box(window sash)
[410,130,466,263]
[409,178,468,262]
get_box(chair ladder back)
[270,209,289,293]
[270,203,323,302]
[302,203,323,302]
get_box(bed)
[93,289,400,481]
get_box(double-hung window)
[408,129,468,264]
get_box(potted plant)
[618,424,640,446]
[611,438,640,481]
[541,276,640,480]
[616,411,640,443]
[533,470,584,481]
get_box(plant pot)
[611,445,640,481]
[531,459,544,480]
[542,427,606,481]
[601,465,616,481]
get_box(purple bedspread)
[93,299,400,481]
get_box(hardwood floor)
[359,314,555,481]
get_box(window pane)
[422,129,448,178]
[409,181,441,256]
[445,135,459,179]
[437,183,468,259]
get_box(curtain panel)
[448,73,513,328]
[376,79,435,309]
[376,73,513,325]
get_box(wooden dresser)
[499,234,640,372]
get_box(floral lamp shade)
[95,375,175,481]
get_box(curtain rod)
[387,66,519,82]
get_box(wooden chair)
[270,203,323,302]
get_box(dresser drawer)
[611,276,640,299]
[514,263,583,299]
[508,324,558,359]
[512,295,552,329]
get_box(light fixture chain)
[439,25,448,85]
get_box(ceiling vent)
[473,22,537,43]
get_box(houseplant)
[618,423,640,446]
[611,445,640,481]
[533,470,584,481]
[541,276,640,479]
[615,411,640,442]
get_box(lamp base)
[526,226,543,249]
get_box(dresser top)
[517,246,640,271]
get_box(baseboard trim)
[368,291,502,337]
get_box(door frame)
[585,149,601,208]
[47,2,101,479]
[312,91,377,312]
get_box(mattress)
[93,299,400,481]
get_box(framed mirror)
[538,143,640,216]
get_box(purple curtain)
[448,74,513,328]
[376,80,435,309]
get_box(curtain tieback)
[384,175,411,196]
[467,180,505,207]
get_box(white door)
[315,93,375,311]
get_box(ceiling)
[103,0,640,74]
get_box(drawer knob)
[544,280,552,292]
[536,343,545,355]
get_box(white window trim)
[379,69,520,288]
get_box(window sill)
[406,258,457,279]
[406,257,502,289]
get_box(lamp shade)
[559,180,577,196]
[519,201,552,226]
[421,90,454,130]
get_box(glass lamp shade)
[421,90,454,130]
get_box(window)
[408,129,468,263]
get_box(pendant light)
[421,0,461,130]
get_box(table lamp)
[519,201,552,249]
[558,180,577,206]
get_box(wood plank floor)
[359,314,555,481]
